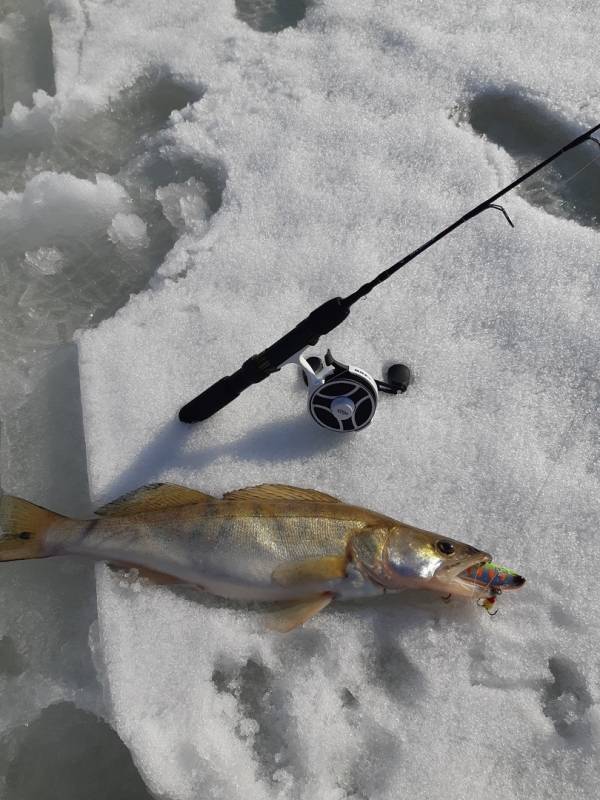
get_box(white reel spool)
[300,351,380,432]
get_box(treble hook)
[487,203,515,228]
[477,596,499,616]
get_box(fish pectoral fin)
[271,556,348,587]
[266,593,333,633]
[95,483,216,517]
[223,484,342,504]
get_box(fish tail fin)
[0,494,67,561]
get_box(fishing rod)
[179,122,600,432]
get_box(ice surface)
[2,0,600,798]
[0,0,55,119]
[1,702,155,800]
[0,66,207,416]
[0,4,209,794]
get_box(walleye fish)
[0,483,524,631]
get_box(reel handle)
[179,297,351,423]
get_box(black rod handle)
[179,297,350,423]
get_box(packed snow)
[1,1,599,798]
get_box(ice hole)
[0,72,213,418]
[0,635,25,677]
[0,0,55,121]
[462,88,600,229]
[235,0,310,33]
[2,703,155,800]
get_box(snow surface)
[1,0,600,798]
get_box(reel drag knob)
[386,363,411,393]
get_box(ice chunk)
[0,171,134,411]
[24,246,64,275]
[156,178,211,234]
[108,213,149,249]
[0,171,130,246]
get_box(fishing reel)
[296,349,410,432]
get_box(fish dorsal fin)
[95,483,215,517]
[223,484,342,504]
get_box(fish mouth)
[437,551,492,581]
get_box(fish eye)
[18,531,33,540]
[436,540,455,556]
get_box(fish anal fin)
[133,566,186,586]
[266,593,333,633]
[224,484,342,504]
[107,562,189,586]
[95,483,216,517]
[271,555,347,587]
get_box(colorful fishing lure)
[460,561,526,592]
[457,561,526,615]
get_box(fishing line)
[511,139,600,540]
[557,147,600,186]
[516,408,582,542]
